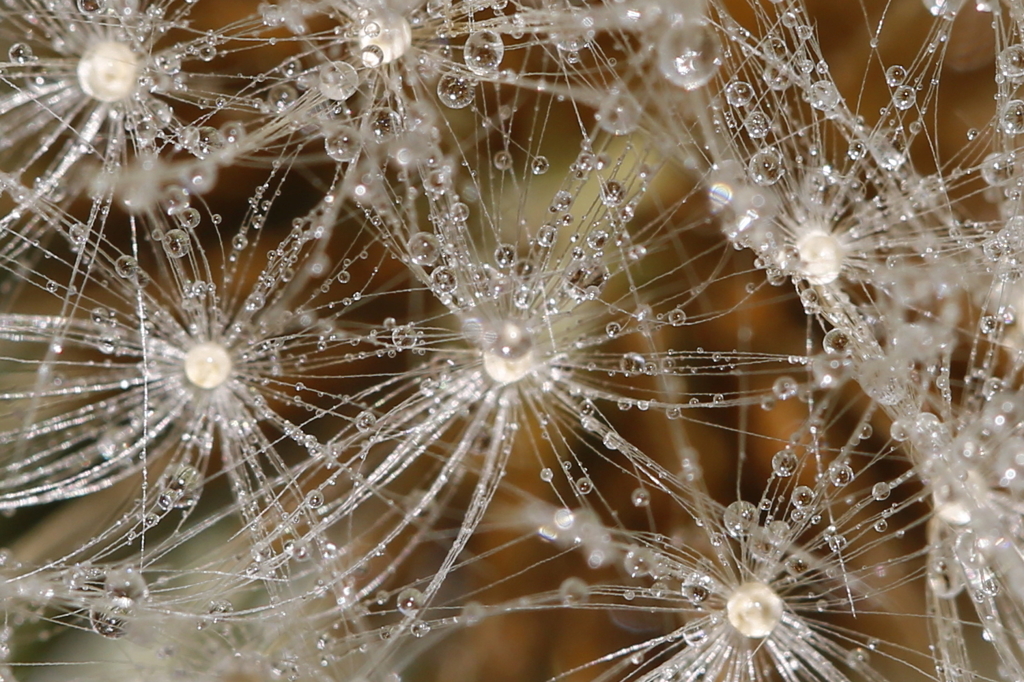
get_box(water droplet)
[892,85,915,110]
[1000,99,1024,135]
[559,577,589,604]
[658,22,721,90]
[748,148,785,185]
[791,485,814,508]
[163,229,191,258]
[998,46,1024,79]
[437,74,476,108]
[822,329,851,355]
[318,61,359,100]
[744,111,771,138]
[596,92,640,135]
[464,30,504,75]
[325,126,360,162]
[725,80,754,107]
[872,482,891,500]
[723,500,758,538]
[885,65,907,87]
[771,450,797,476]
[396,588,423,616]
[808,80,840,110]
[8,43,34,64]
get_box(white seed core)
[77,41,139,102]
[184,342,233,390]
[358,13,412,66]
[726,581,783,638]
[796,230,843,285]
[482,321,535,384]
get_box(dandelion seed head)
[184,342,233,390]
[726,581,783,638]
[77,41,138,102]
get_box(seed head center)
[796,230,843,285]
[482,321,535,384]
[726,581,783,638]
[358,13,412,67]
[77,41,139,102]
[184,342,233,390]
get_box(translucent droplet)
[90,601,130,638]
[771,450,797,477]
[114,255,140,280]
[437,74,476,109]
[163,229,191,258]
[8,43,34,64]
[725,80,754,107]
[658,22,721,90]
[872,482,891,500]
[105,568,148,607]
[408,233,440,266]
[396,588,423,616]
[723,500,758,538]
[531,156,550,175]
[318,61,359,100]
[1000,99,1024,135]
[808,80,840,111]
[892,85,915,111]
[78,0,106,12]
[884,65,907,87]
[325,126,360,162]
[772,376,798,400]
[981,152,1016,186]
[355,411,376,432]
[744,111,770,138]
[791,485,814,508]
[631,488,650,507]
[559,577,589,604]
[464,30,504,75]
[822,329,851,355]
[748,148,785,185]
[998,46,1024,79]
[921,0,963,17]
[827,462,854,487]
[596,92,640,135]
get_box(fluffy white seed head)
[358,13,412,67]
[482,321,535,384]
[77,41,139,102]
[184,342,233,390]
[795,230,844,285]
[726,581,783,638]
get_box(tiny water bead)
[358,13,412,67]
[726,581,783,638]
[795,230,843,285]
[184,342,233,390]
[77,41,139,102]
[482,321,535,384]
